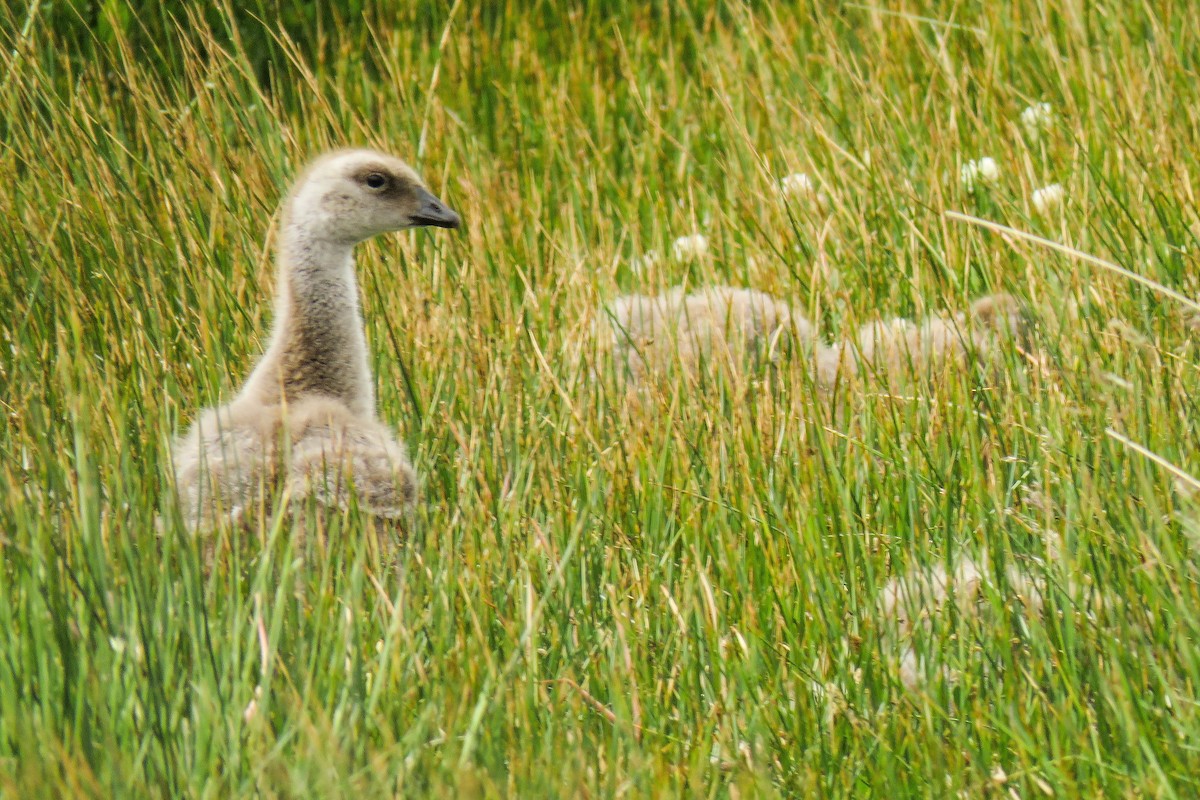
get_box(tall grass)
[3,1,1200,796]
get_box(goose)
[598,286,1023,388]
[816,293,1026,388]
[173,149,460,532]
[601,285,812,381]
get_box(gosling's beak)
[410,187,461,229]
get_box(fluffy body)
[173,149,459,532]
[875,531,1107,690]
[601,285,812,381]
[600,286,1023,388]
[173,398,417,530]
[817,293,1025,387]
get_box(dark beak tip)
[413,191,462,230]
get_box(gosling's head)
[287,149,461,245]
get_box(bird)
[172,149,461,532]
[600,285,812,382]
[598,285,1024,388]
[816,293,1026,388]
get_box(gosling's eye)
[365,173,388,190]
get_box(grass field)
[4,1,1200,796]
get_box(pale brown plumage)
[600,285,814,381]
[599,286,1024,389]
[816,293,1026,388]
[173,149,460,532]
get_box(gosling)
[599,286,1023,387]
[173,149,460,532]
[600,285,812,381]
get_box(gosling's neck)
[240,221,375,418]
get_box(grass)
[3,0,1200,796]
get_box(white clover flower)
[630,249,660,275]
[977,157,999,182]
[960,157,999,193]
[780,172,816,197]
[1032,183,1065,213]
[1021,102,1054,138]
[672,233,709,262]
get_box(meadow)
[3,1,1200,796]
